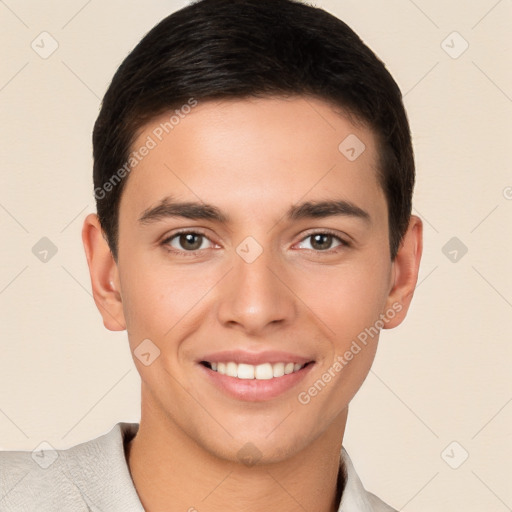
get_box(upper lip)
[199,350,314,366]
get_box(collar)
[338,446,388,511]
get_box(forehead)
[119,96,385,223]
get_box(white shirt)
[0,422,396,511]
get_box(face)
[85,96,421,464]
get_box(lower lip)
[199,363,314,402]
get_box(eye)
[296,231,349,252]
[162,231,214,255]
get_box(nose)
[216,244,297,336]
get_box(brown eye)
[296,232,347,252]
[163,231,213,253]
[178,233,204,251]
[310,234,334,251]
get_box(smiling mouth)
[200,361,313,380]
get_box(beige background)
[1,1,511,510]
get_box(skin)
[82,96,422,512]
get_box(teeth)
[273,362,285,377]
[237,363,254,380]
[226,362,238,377]
[208,361,306,379]
[254,363,273,380]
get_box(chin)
[196,423,315,466]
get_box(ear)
[81,213,126,331]
[383,215,423,329]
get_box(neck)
[126,398,348,512]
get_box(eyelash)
[160,229,351,258]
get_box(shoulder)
[0,422,142,512]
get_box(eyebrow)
[138,195,371,226]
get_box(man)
[0,0,422,510]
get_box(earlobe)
[81,213,126,331]
[383,215,423,329]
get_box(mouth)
[197,352,316,401]
[200,360,313,380]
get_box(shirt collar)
[338,447,382,512]
[61,422,144,512]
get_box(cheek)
[119,259,218,348]
[299,260,391,341]
[294,266,387,422]
[297,259,389,392]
